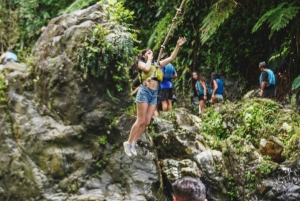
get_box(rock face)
[1,3,300,201]
[32,4,131,125]
[259,137,284,162]
[0,3,162,201]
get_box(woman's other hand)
[177,37,186,46]
[146,50,153,61]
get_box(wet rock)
[161,159,201,182]
[259,136,284,162]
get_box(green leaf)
[252,2,300,38]
[200,0,237,44]
[59,0,96,15]
[107,89,120,103]
[292,75,300,90]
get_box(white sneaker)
[123,141,132,156]
[131,142,137,155]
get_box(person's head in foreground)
[172,176,207,201]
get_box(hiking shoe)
[123,141,132,157]
[131,142,137,155]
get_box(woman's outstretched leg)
[130,104,156,155]
[123,102,148,156]
[132,104,157,142]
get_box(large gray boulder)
[0,3,164,201]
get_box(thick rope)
[156,0,186,64]
[143,0,186,86]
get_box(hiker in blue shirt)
[0,50,18,64]
[160,54,177,112]
[259,61,276,98]
[211,72,224,104]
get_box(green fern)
[60,0,97,14]
[200,0,237,44]
[252,2,300,39]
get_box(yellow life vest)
[141,64,163,82]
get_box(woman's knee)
[144,122,151,127]
[144,118,152,127]
[135,119,146,127]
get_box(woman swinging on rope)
[123,37,186,156]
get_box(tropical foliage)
[77,0,136,91]
[60,0,98,14]
[77,24,135,91]
[201,98,300,159]
[200,0,237,44]
[1,0,300,102]
[124,0,300,102]
[0,0,74,57]
[252,2,300,39]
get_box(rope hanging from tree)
[156,0,186,64]
[131,0,186,88]
[143,0,186,85]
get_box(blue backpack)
[260,69,276,87]
[195,81,204,95]
[163,63,174,79]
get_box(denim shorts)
[135,84,158,105]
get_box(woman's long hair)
[211,72,220,88]
[138,48,155,62]
[133,48,155,70]
[131,49,153,75]
[192,71,205,96]
[131,49,154,87]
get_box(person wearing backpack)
[259,61,276,98]
[211,72,224,105]
[192,72,207,114]
[160,59,177,112]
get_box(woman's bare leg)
[200,100,205,114]
[162,100,168,111]
[133,104,157,142]
[153,107,159,117]
[211,97,217,105]
[198,103,201,114]
[167,99,173,110]
[128,102,148,143]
